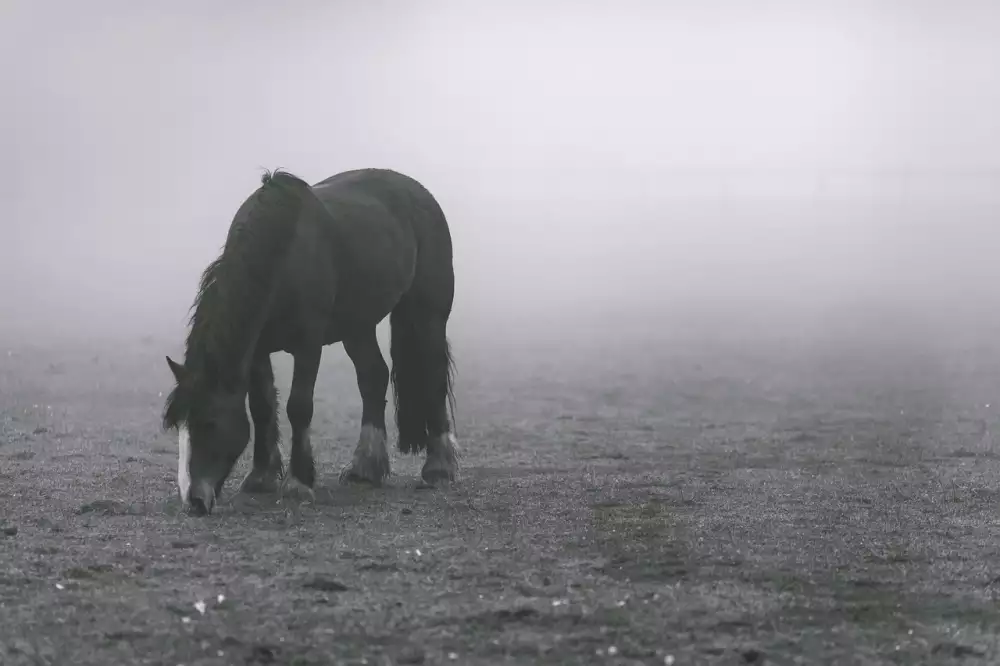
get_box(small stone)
[396,646,425,664]
[303,576,348,593]
[2,526,17,537]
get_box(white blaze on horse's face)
[177,425,192,503]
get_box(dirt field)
[2,331,999,665]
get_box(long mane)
[162,169,310,430]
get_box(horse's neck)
[233,276,283,376]
[188,287,276,386]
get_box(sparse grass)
[1,335,999,665]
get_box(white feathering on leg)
[358,423,388,459]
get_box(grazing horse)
[162,168,459,515]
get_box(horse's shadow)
[223,476,457,515]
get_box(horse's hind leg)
[390,302,459,486]
[339,328,391,485]
[281,346,322,501]
[239,353,284,494]
[419,314,459,485]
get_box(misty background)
[3,0,999,352]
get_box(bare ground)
[1,333,999,665]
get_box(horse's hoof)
[239,468,282,495]
[420,432,459,487]
[338,456,390,487]
[419,461,457,487]
[339,464,382,486]
[279,475,315,503]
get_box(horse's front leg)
[239,353,284,494]
[281,346,322,501]
[339,328,391,485]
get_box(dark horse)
[162,168,459,515]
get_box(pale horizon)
[4,0,999,347]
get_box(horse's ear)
[166,356,186,383]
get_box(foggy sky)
[4,1,999,347]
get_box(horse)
[162,168,459,516]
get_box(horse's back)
[317,170,454,315]
[310,169,446,228]
[273,169,451,340]
[312,168,418,193]
[309,167,453,297]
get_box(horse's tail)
[389,302,457,454]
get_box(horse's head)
[164,356,250,515]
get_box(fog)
[4,1,1000,351]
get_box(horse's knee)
[248,362,275,413]
[248,384,274,417]
[286,391,313,428]
[357,356,389,400]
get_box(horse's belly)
[263,205,418,351]
[330,221,417,325]
[330,262,412,328]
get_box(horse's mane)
[163,169,310,430]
